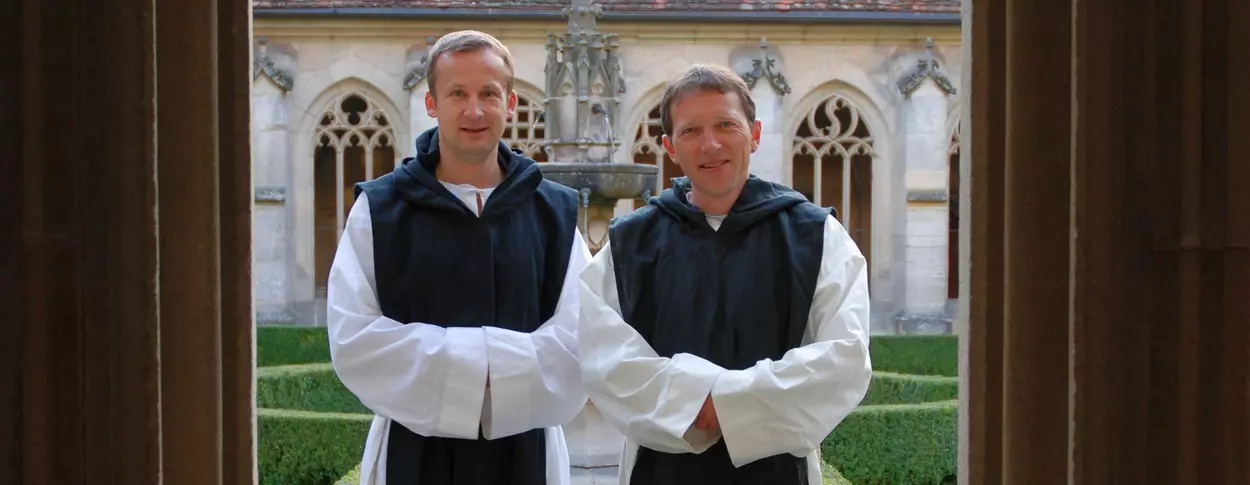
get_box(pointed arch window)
[313,93,396,289]
[504,95,548,162]
[791,93,876,262]
[631,105,685,209]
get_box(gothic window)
[948,125,961,299]
[505,95,547,162]
[792,93,876,264]
[631,105,685,209]
[313,93,397,290]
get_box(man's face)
[662,90,761,201]
[425,48,517,161]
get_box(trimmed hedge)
[822,461,855,485]
[256,327,960,378]
[861,372,958,406]
[257,325,332,367]
[821,401,958,485]
[258,363,369,414]
[255,364,952,414]
[255,327,960,484]
[868,335,958,377]
[337,465,362,485]
[258,408,372,485]
[340,459,858,484]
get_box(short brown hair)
[425,30,516,98]
[658,64,757,136]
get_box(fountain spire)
[536,4,656,477]
[564,0,601,32]
[537,0,655,253]
[542,0,622,165]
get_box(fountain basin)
[539,162,659,205]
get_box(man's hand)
[693,394,719,432]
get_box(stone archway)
[312,92,397,290]
[790,93,877,265]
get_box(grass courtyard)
[255,327,958,485]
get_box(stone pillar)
[252,38,296,324]
[959,0,1006,482]
[406,37,438,149]
[896,40,956,333]
[219,0,257,479]
[750,86,784,182]
[734,38,791,184]
[999,0,1072,478]
[963,0,1250,482]
[3,0,256,483]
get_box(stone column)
[252,38,296,324]
[896,40,956,334]
[999,0,1072,479]
[734,39,791,184]
[960,0,1006,482]
[3,0,256,482]
[406,37,438,150]
[963,0,1250,482]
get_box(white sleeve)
[710,214,873,468]
[479,228,593,440]
[327,192,489,440]
[578,241,727,455]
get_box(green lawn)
[256,327,959,485]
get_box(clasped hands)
[692,393,719,432]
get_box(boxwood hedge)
[256,326,959,485]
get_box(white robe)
[327,183,592,485]
[578,213,873,485]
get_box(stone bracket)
[403,36,437,91]
[253,37,294,92]
[738,37,791,96]
[898,37,956,96]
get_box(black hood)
[390,126,544,217]
[653,175,809,233]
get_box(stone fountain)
[538,0,657,253]
[536,0,657,478]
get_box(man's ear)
[662,134,676,156]
[506,90,518,121]
[750,119,762,152]
[425,90,437,118]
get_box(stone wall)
[251,17,964,332]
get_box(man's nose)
[700,132,723,152]
[464,98,485,117]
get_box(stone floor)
[569,466,620,485]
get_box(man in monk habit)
[578,64,873,485]
[326,30,591,485]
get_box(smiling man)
[578,64,873,485]
[326,30,590,485]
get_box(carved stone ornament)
[738,38,792,96]
[252,37,294,92]
[403,36,437,91]
[897,37,957,96]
